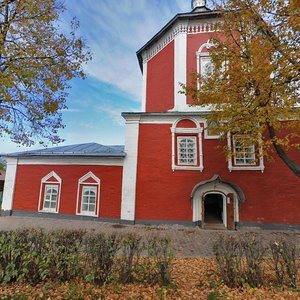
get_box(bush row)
[0,229,173,286]
[213,234,299,289]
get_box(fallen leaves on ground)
[0,258,299,300]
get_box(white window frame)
[171,118,204,171]
[227,132,265,172]
[81,186,97,216]
[177,136,197,166]
[42,184,59,213]
[76,172,100,217]
[38,171,62,214]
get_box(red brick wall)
[13,165,123,219]
[146,41,174,112]
[135,123,300,224]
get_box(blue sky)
[1,0,192,153]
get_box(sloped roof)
[4,143,125,158]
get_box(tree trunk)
[267,125,300,177]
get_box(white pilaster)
[2,158,18,212]
[173,30,187,111]
[141,54,148,112]
[121,116,140,222]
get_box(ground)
[0,216,299,257]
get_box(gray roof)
[4,143,125,158]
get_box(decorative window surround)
[38,171,62,214]
[143,21,216,65]
[171,118,204,171]
[227,133,265,172]
[76,172,100,217]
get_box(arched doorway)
[203,192,226,229]
[191,175,245,230]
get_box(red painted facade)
[13,165,123,219]
[135,123,300,224]
[146,41,174,112]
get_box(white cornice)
[144,19,217,64]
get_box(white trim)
[121,118,140,222]
[42,184,59,213]
[17,157,124,166]
[2,158,18,211]
[192,183,239,225]
[138,114,209,125]
[80,186,98,217]
[141,55,147,112]
[227,133,265,172]
[76,172,101,217]
[143,20,217,65]
[38,171,62,214]
[170,117,204,172]
[174,30,187,110]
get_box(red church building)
[2,0,300,230]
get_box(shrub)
[118,233,144,284]
[83,233,121,285]
[270,239,299,288]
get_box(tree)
[0,0,91,146]
[182,0,300,176]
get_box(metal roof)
[4,143,125,158]
[136,9,221,72]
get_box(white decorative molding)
[174,30,187,110]
[170,117,204,172]
[141,53,148,112]
[143,21,217,65]
[38,171,62,214]
[121,117,140,222]
[2,158,18,212]
[17,157,124,166]
[76,172,101,218]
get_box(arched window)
[38,171,62,213]
[76,172,100,217]
[171,118,204,171]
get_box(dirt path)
[0,216,299,257]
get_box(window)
[76,172,100,217]
[227,133,265,172]
[171,118,204,171]
[177,137,197,165]
[233,137,256,165]
[43,185,59,212]
[200,57,213,77]
[38,171,62,213]
[81,186,97,215]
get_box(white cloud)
[65,0,189,102]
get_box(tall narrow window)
[76,172,100,217]
[177,136,197,166]
[43,185,59,212]
[81,186,97,215]
[38,171,62,213]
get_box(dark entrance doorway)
[203,193,224,228]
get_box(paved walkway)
[0,216,299,257]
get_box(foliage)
[270,239,299,288]
[83,232,121,285]
[0,229,174,288]
[181,0,300,176]
[0,0,91,146]
[213,234,299,289]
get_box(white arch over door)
[192,182,240,225]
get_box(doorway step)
[203,223,227,230]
